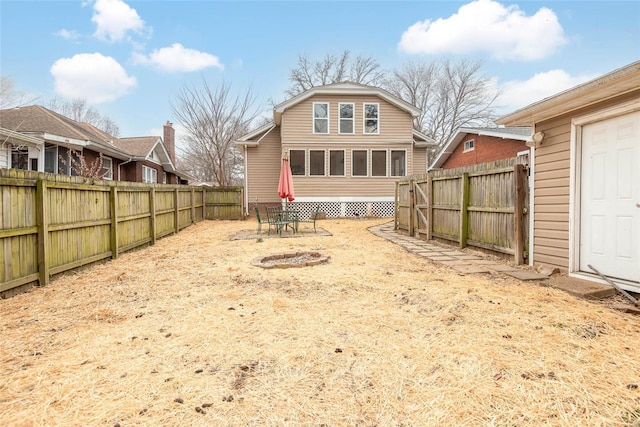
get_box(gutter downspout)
[244,146,249,216]
[118,158,133,181]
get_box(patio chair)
[297,205,320,232]
[265,205,292,236]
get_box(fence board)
[0,169,244,297]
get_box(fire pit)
[251,251,330,269]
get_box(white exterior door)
[579,110,640,288]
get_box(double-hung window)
[338,103,354,134]
[364,103,379,134]
[313,102,329,134]
[463,139,475,151]
[101,156,113,180]
[143,165,157,183]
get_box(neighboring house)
[496,61,640,293]
[235,82,436,218]
[0,106,189,184]
[430,126,532,170]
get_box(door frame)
[569,98,640,290]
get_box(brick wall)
[442,134,527,169]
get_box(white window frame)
[308,149,326,176]
[463,139,475,152]
[351,149,368,177]
[328,149,346,177]
[143,165,157,183]
[390,149,407,177]
[371,149,387,177]
[101,156,113,180]
[163,172,167,184]
[363,103,380,135]
[338,102,355,134]
[313,102,330,134]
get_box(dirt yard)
[1,219,639,426]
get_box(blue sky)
[1,0,639,142]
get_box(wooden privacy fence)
[395,158,529,264]
[0,169,243,296]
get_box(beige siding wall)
[280,94,415,198]
[281,94,414,142]
[532,89,640,271]
[412,147,428,174]
[533,116,571,270]
[245,126,282,204]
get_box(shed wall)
[532,89,640,271]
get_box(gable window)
[352,150,368,177]
[364,103,379,134]
[371,150,387,176]
[309,150,325,176]
[101,156,113,180]
[463,139,475,152]
[329,150,345,176]
[143,165,157,183]
[390,150,406,177]
[290,150,306,175]
[313,102,329,134]
[339,103,354,134]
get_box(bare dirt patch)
[0,219,639,426]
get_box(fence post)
[426,174,433,240]
[202,187,207,220]
[459,173,469,248]
[513,164,526,264]
[36,178,49,286]
[174,188,180,233]
[149,187,156,245]
[409,179,415,236]
[110,186,119,259]
[191,188,196,224]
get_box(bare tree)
[384,61,439,133]
[47,97,120,137]
[0,76,38,109]
[57,148,109,179]
[286,50,385,97]
[172,79,259,186]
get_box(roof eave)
[497,61,640,126]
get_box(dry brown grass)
[1,219,639,427]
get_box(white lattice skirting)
[286,201,395,219]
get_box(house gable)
[430,127,531,170]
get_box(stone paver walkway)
[369,222,548,281]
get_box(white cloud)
[399,0,567,61]
[496,69,598,112]
[91,0,149,42]
[50,53,137,103]
[54,29,81,42]
[132,43,224,72]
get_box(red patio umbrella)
[278,151,295,203]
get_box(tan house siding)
[281,94,413,142]
[532,89,640,271]
[246,126,282,205]
[532,116,571,270]
[412,147,428,174]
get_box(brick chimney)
[163,121,176,163]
